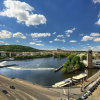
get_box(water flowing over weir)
[0,57,99,86]
[8,67,55,70]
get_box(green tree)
[81,55,87,61]
[67,54,76,62]
[61,54,85,74]
[71,56,80,66]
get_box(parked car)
[89,88,94,92]
[2,90,8,94]
[10,86,15,89]
[86,91,91,96]
[81,93,88,99]
[97,81,100,85]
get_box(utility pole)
[68,84,70,100]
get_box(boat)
[52,78,72,87]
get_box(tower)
[87,50,93,68]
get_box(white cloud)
[0,0,46,26]
[54,38,66,42]
[31,33,51,38]
[13,32,26,39]
[0,41,4,43]
[29,42,44,46]
[33,39,38,41]
[70,40,77,43]
[87,44,90,46]
[0,24,5,27]
[66,34,70,37]
[5,43,9,45]
[94,38,100,41]
[93,46,100,51]
[36,40,42,42]
[93,0,100,3]
[65,28,76,37]
[30,42,35,45]
[81,35,94,41]
[65,28,76,33]
[95,19,100,25]
[80,33,84,36]
[90,32,100,36]
[0,30,12,39]
[53,32,56,35]
[93,0,100,26]
[16,40,20,43]
[57,35,64,38]
[49,41,53,43]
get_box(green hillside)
[0,45,40,52]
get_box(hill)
[0,45,40,52]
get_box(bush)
[61,67,67,73]
[67,54,76,62]
[14,54,53,60]
[81,55,87,61]
[54,53,67,58]
[61,54,85,74]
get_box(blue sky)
[0,0,100,50]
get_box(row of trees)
[61,54,86,74]
[54,53,70,58]
[14,54,53,60]
[0,55,7,60]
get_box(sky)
[0,0,100,51]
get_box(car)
[94,84,97,87]
[2,90,8,94]
[11,77,16,79]
[86,91,91,96]
[10,86,15,89]
[81,93,88,99]
[96,82,99,85]
[97,81,100,85]
[89,88,94,92]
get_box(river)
[0,57,99,86]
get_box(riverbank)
[14,54,53,60]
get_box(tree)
[81,55,87,61]
[71,56,80,66]
[67,54,76,62]
[61,54,85,74]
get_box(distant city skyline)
[0,0,100,51]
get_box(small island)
[61,54,86,74]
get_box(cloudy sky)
[0,0,100,51]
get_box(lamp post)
[68,78,72,100]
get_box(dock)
[72,73,87,81]
[52,73,87,88]
[52,78,72,87]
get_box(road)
[0,75,60,100]
[87,85,100,100]
[0,74,85,100]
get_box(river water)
[0,57,99,86]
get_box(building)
[93,52,100,59]
[93,60,100,68]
